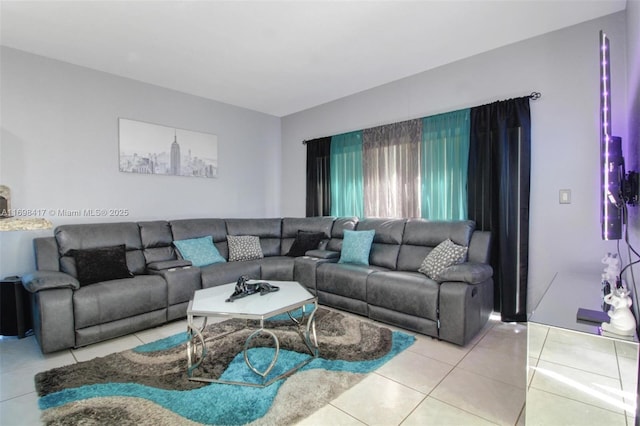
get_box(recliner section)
[23,216,494,353]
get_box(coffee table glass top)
[189,280,315,319]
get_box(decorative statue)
[601,287,637,336]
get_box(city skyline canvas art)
[119,118,218,178]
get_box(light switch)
[559,189,571,204]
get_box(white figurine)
[601,287,637,336]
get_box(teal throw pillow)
[173,236,226,267]
[339,229,375,265]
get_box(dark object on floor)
[0,276,31,338]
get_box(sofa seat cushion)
[73,275,167,329]
[317,263,387,301]
[200,260,261,289]
[367,271,440,321]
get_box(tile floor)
[1,312,527,425]
[527,323,638,426]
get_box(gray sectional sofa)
[23,216,494,353]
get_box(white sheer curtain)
[362,120,422,218]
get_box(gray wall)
[281,12,630,312]
[0,47,282,277]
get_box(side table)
[527,271,638,425]
[0,276,32,338]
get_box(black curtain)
[305,137,332,217]
[468,97,531,322]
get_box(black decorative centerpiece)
[225,275,280,302]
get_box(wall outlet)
[559,189,571,204]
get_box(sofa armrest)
[305,249,340,260]
[294,255,337,294]
[22,271,80,293]
[31,288,76,353]
[438,262,493,284]
[439,278,493,346]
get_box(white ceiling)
[0,0,627,117]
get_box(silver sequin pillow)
[227,235,264,262]
[418,239,468,281]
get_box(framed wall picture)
[119,118,218,178]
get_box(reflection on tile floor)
[527,323,638,426]
[1,313,527,425]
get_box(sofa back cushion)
[355,218,405,270]
[281,217,334,255]
[225,218,282,257]
[56,222,146,277]
[139,221,176,264]
[397,219,475,272]
[170,219,229,259]
[326,217,358,252]
[34,237,62,271]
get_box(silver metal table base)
[186,299,318,387]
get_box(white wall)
[281,12,629,312]
[0,47,282,277]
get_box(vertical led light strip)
[600,31,615,240]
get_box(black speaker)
[0,276,32,338]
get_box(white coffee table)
[186,280,318,387]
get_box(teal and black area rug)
[35,308,415,425]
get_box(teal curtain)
[330,131,364,217]
[421,109,470,220]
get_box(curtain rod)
[302,91,541,145]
